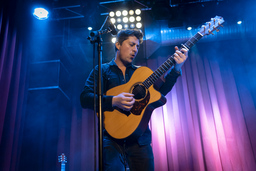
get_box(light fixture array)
[109,9,142,30]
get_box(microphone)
[108,21,118,36]
[89,16,118,38]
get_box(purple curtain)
[147,42,256,170]
[0,8,28,171]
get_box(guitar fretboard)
[142,32,203,89]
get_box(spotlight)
[116,11,121,17]
[122,10,128,16]
[136,16,141,21]
[135,9,141,15]
[124,24,129,29]
[129,10,134,15]
[136,22,142,28]
[88,27,92,30]
[123,17,128,23]
[117,18,121,23]
[129,16,135,22]
[109,11,115,17]
[130,24,135,28]
[33,7,49,20]
[112,37,116,43]
[110,18,116,24]
[237,21,242,25]
[117,24,122,30]
[187,27,192,30]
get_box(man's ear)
[115,42,120,50]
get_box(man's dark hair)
[116,29,144,46]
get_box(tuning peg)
[216,29,220,32]
[218,22,223,27]
[211,18,216,24]
[208,29,214,35]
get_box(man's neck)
[114,55,129,75]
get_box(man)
[80,29,188,171]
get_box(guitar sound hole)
[132,84,147,100]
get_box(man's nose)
[133,46,138,52]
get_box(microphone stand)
[87,16,116,171]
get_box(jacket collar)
[109,58,137,69]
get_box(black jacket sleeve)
[80,66,114,112]
[158,68,181,96]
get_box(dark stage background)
[1,0,256,170]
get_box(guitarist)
[80,29,188,171]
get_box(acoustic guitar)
[58,153,67,171]
[104,16,225,140]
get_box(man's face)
[116,36,140,65]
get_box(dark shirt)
[80,59,181,145]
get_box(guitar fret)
[160,67,165,73]
[155,70,161,77]
[162,63,168,71]
[152,74,158,81]
[164,61,171,67]
[149,75,157,82]
[167,59,174,66]
[143,79,150,88]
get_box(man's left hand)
[173,46,188,71]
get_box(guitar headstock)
[199,16,224,36]
[58,153,67,163]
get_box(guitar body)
[105,66,166,140]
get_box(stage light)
[123,17,128,23]
[117,18,121,23]
[112,37,116,43]
[129,10,134,15]
[135,9,141,15]
[187,27,192,30]
[117,24,122,30]
[129,16,135,22]
[124,24,129,29]
[136,16,141,21]
[237,21,242,24]
[116,11,121,17]
[109,11,115,17]
[109,8,143,30]
[88,27,92,30]
[130,24,135,28]
[136,22,142,28]
[122,10,128,16]
[110,18,116,24]
[33,7,49,20]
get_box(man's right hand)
[112,92,135,111]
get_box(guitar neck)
[61,163,66,171]
[142,32,203,88]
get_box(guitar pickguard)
[131,91,150,115]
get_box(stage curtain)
[148,40,256,170]
[0,5,28,171]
